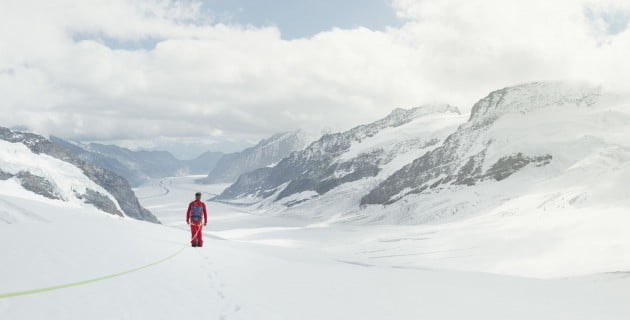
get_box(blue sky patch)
[201,0,403,39]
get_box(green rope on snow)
[0,247,186,299]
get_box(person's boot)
[192,241,197,247]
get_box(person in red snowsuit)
[186,192,207,247]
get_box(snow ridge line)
[0,246,186,299]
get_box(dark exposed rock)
[69,157,160,223]
[314,151,382,195]
[484,153,552,181]
[453,150,486,186]
[76,188,124,217]
[15,171,62,200]
[0,169,13,180]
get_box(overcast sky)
[1,0,629,159]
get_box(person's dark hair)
[195,192,201,198]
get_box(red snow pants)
[190,223,203,246]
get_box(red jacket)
[186,200,208,224]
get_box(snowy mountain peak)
[469,82,601,123]
[200,129,312,184]
[355,104,460,133]
[304,105,461,157]
[393,104,461,118]
[258,130,304,147]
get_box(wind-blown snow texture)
[200,130,311,184]
[0,127,159,223]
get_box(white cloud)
[1,0,629,155]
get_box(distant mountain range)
[213,82,630,225]
[50,138,224,187]
[52,130,311,188]
[198,130,312,184]
[214,105,465,211]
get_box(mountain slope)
[362,82,600,205]
[215,105,465,210]
[182,151,224,175]
[50,137,148,187]
[0,127,159,223]
[357,82,630,224]
[200,130,311,184]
